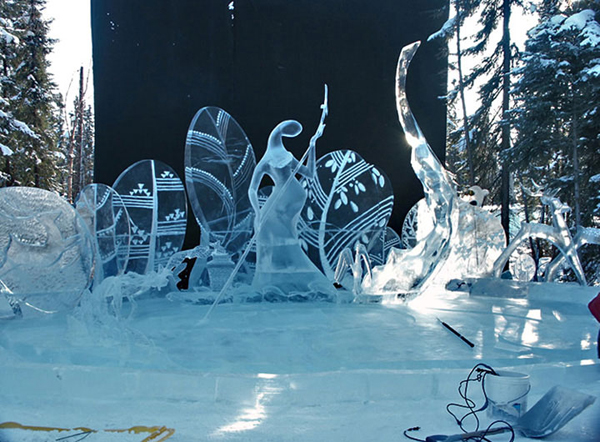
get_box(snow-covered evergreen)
[513,5,600,223]
[511,2,600,282]
[0,0,62,191]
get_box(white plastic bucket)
[485,370,530,421]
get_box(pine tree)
[512,1,600,282]
[428,0,503,209]
[463,0,526,241]
[0,0,38,186]
[6,0,62,190]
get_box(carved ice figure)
[545,226,600,282]
[0,187,94,313]
[442,187,505,279]
[75,183,131,284]
[361,41,457,298]
[493,194,586,285]
[299,150,394,279]
[91,267,172,319]
[185,107,256,256]
[248,120,331,292]
[248,91,334,293]
[113,159,187,274]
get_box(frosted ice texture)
[299,150,394,279]
[185,107,256,255]
[75,183,131,284]
[113,160,187,274]
[362,41,457,297]
[493,195,586,284]
[0,187,94,313]
[248,120,332,293]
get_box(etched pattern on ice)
[113,160,187,274]
[185,107,256,256]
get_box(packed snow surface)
[0,283,599,441]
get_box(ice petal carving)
[185,107,256,255]
[0,187,95,314]
[113,159,187,274]
[362,41,457,298]
[299,150,394,278]
[75,183,131,284]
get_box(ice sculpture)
[441,188,505,279]
[75,183,131,284]
[248,92,334,293]
[367,226,401,267]
[400,190,504,280]
[400,199,433,249]
[248,120,331,292]
[91,267,172,319]
[0,187,94,313]
[299,150,394,279]
[113,159,187,274]
[544,226,600,282]
[493,194,586,284]
[334,241,372,295]
[185,107,256,256]
[202,87,332,316]
[361,41,457,298]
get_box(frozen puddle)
[1,284,599,441]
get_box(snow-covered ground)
[0,282,599,441]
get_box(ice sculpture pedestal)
[0,284,598,441]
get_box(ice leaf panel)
[185,107,256,255]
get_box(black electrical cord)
[403,364,516,442]
[402,426,426,442]
[446,363,497,433]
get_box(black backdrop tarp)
[91,0,448,248]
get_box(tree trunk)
[500,0,512,244]
[77,67,85,193]
[455,0,475,186]
[572,104,581,226]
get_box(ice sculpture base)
[1,283,598,442]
